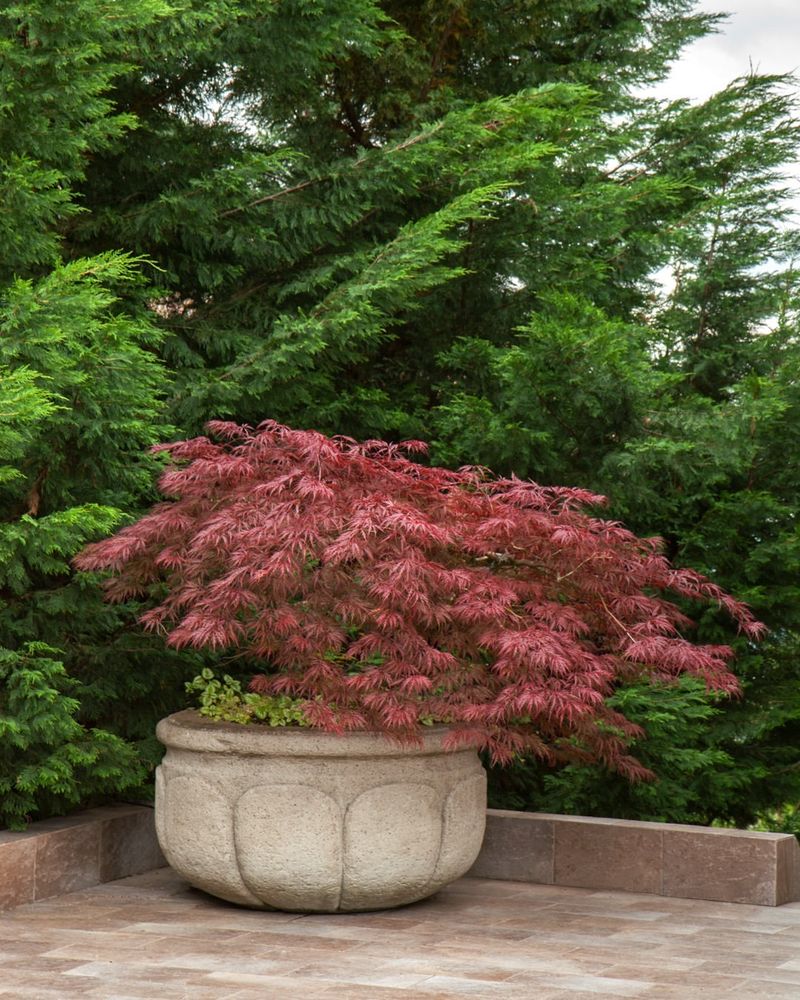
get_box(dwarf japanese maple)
[75,421,763,777]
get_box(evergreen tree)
[5,1,798,828]
[0,1,196,827]
[68,0,711,439]
[65,1,798,830]
[467,74,800,825]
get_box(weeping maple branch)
[75,421,764,775]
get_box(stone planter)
[155,710,487,912]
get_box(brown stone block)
[468,809,554,883]
[776,835,800,905]
[553,816,663,895]
[99,806,165,882]
[0,836,36,910]
[34,822,101,901]
[662,828,790,906]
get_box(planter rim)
[156,709,468,759]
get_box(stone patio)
[3,867,800,999]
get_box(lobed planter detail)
[155,710,487,912]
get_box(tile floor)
[2,868,800,998]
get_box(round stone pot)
[155,710,487,912]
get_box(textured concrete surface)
[156,711,487,911]
[470,810,800,905]
[3,867,800,998]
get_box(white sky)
[641,3,799,294]
[652,0,799,103]
[649,0,800,235]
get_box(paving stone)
[519,972,654,996]
[4,869,800,998]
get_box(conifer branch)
[218,122,446,218]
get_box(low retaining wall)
[2,804,798,910]
[0,804,164,911]
[469,809,800,906]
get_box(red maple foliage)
[75,420,764,776]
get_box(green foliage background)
[1,0,798,831]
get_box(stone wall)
[469,810,800,906]
[3,804,798,910]
[0,804,164,911]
